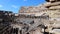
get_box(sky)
[0,0,46,13]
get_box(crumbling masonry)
[0,0,60,34]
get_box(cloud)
[12,5,18,8]
[0,5,3,7]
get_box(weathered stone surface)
[46,0,60,2]
[49,5,60,9]
[14,0,60,34]
[44,2,60,7]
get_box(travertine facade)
[19,0,60,18]
[18,0,60,34]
